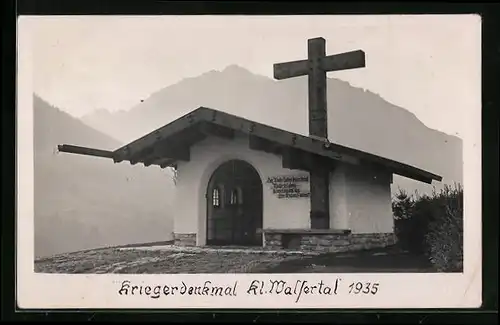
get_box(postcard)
[17,14,482,309]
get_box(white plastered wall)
[173,134,311,245]
[330,163,394,234]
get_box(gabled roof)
[58,106,442,184]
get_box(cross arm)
[273,59,309,80]
[321,50,366,72]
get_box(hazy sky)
[28,15,480,136]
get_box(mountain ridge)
[81,65,459,139]
[81,64,462,196]
[34,94,122,151]
[34,94,175,257]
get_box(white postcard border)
[16,15,482,309]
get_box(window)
[230,187,243,205]
[212,187,220,207]
[230,189,238,205]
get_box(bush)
[392,184,464,272]
[392,189,428,254]
[425,184,463,272]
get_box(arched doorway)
[206,159,263,246]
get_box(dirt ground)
[34,245,438,274]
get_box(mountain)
[82,66,462,196]
[33,94,175,258]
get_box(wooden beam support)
[282,147,337,172]
[248,135,264,151]
[57,144,114,160]
[119,123,204,163]
[143,160,156,167]
[281,147,310,171]
[113,109,204,160]
[145,144,190,164]
[248,135,281,154]
[132,122,235,165]
[203,109,359,165]
[154,158,177,169]
[309,169,330,229]
[128,125,205,164]
[199,121,235,139]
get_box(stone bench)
[259,228,396,253]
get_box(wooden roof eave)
[202,109,442,183]
[108,107,359,167]
[56,144,175,168]
[59,107,443,183]
[57,144,115,160]
[112,108,206,163]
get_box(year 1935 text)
[348,282,379,295]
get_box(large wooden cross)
[273,37,366,229]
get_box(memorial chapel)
[58,37,442,253]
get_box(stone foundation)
[174,233,197,246]
[263,229,396,253]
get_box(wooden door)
[206,160,263,246]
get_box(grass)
[263,246,437,273]
[34,244,439,274]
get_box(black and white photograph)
[17,14,481,309]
